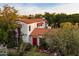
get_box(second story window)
[29,26,31,31]
[37,22,43,27]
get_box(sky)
[0,3,79,15]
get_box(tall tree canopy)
[42,12,79,26]
[0,5,18,48]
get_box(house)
[16,18,50,46]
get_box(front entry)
[32,38,37,45]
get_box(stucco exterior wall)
[17,21,38,43]
[17,20,48,45]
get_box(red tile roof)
[19,18,45,24]
[31,28,49,37]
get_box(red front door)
[32,38,37,45]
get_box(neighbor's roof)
[31,28,49,37]
[18,18,47,24]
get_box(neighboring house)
[16,18,50,46]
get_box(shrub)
[0,48,8,56]
[8,49,18,56]
[25,43,32,51]
[25,47,48,56]
[18,42,32,56]
[44,28,79,56]
[39,38,48,49]
[60,22,73,29]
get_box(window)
[37,22,43,27]
[29,26,31,31]
[37,24,42,27]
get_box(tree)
[28,14,35,19]
[0,4,18,48]
[34,14,43,18]
[43,13,79,27]
[18,15,28,19]
[44,12,56,26]
[55,13,67,23]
